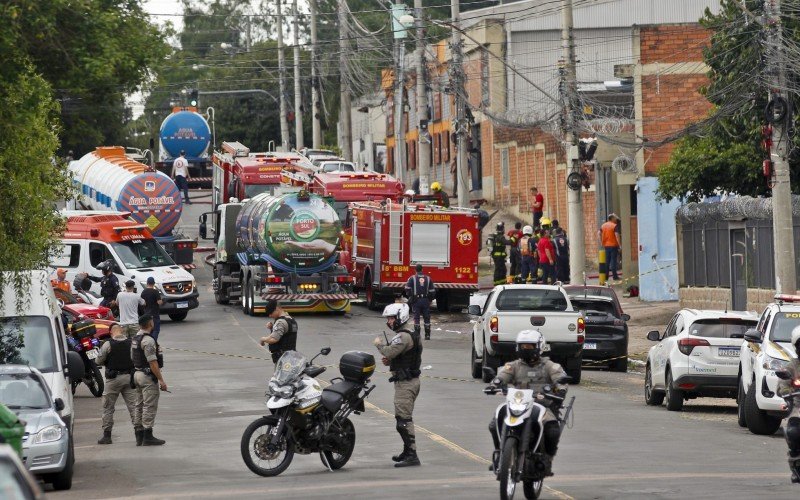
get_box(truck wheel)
[169,312,188,322]
[436,291,450,312]
[664,369,683,411]
[215,292,228,305]
[471,344,482,379]
[610,356,628,373]
[564,355,582,384]
[243,277,253,315]
[482,351,498,383]
[745,380,781,435]
[365,280,381,311]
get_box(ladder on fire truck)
[387,201,404,265]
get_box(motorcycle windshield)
[272,351,307,385]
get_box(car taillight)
[265,276,284,284]
[577,317,585,334]
[489,316,498,333]
[335,275,353,283]
[490,334,498,343]
[678,338,710,355]
[577,334,585,344]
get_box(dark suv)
[567,294,629,372]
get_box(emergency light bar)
[774,294,800,303]
[112,224,148,233]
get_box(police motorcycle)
[65,317,105,397]
[241,347,376,477]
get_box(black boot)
[394,450,421,467]
[392,447,409,463]
[424,327,431,341]
[135,427,144,446]
[141,428,165,446]
[97,430,112,445]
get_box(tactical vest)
[106,338,134,372]
[491,233,507,258]
[269,316,298,362]
[100,275,119,300]
[390,329,423,380]
[132,333,163,371]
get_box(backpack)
[520,236,531,256]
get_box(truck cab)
[54,214,198,321]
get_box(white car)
[644,309,758,411]
[738,296,800,434]
[318,161,356,173]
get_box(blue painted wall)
[636,177,680,301]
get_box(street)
[44,201,795,500]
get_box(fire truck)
[341,200,480,311]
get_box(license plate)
[584,342,597,350]
[718,347,740,358]
[86,348,100,360]
[176,302,189,309]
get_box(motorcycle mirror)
[320,347,331,356]
[482,366,496,379]
[775,370,792,381]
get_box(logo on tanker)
[289,211,321,241]
[456,229,473,246]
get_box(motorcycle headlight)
[764,356,790,372]
[32,425,63,444]
[508,402,529,417]
[269,381,294,398]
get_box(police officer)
[553,227,570,284]
[487,330,567,474]
[488,222,509,285]
[259,299,298,364]
[405,264,435,340]
[777,327,800,483]
[98,260,121,308]
[96,323,142,445]
[132,314,167,446]
[374,302,422,468]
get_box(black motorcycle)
[66,319,105,397]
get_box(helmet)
[431,181,442,192]
[516,330,545,363]
[404,189,415,196]
[540,217,552,228]
[96,259,114,274]
[496,221,505,232]
[382,302,410,331]
[522,225,533,235]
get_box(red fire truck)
[341,201,480,311]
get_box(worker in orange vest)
[51,268,71,293]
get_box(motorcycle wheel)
[499,436,519,500]
[240,416,295,477]
[321,417,356,470]
[85,362,104,398]
[523,479,543,499]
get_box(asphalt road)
[49,200,797,499]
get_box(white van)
[0,270,84,436]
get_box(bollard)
[598,248,607,285]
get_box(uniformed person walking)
[374,302,422,468]
[131,314,167,446]
[259,299,298,364]
[96,323,143,445]
[405,264,435,340]
[488,222,510,285]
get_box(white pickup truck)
[469,284,586,383]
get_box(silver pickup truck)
[469,284,585,383]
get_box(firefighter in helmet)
[430,182,450,208]
[487,222,510,285]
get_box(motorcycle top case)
[72,319,97,339]
[339,351,375,383]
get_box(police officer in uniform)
[132,314,167,446]
[488,222,509,285]
[405,264,435,340]
[374,302,422,468]
[95,323,142,445]
[487,330,567,474]
[259,299,298,364]
[98,261,120,308]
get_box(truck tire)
[745,381,781,435]
[482,350,498,383]
[610,356,628,373]
[242,277,252,316]
[471,344,482,379]
[564,355,582,384]
[436,291,450,312]
[664,369,683,411]
[168,312,188,322]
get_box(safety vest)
[132,333,163,371]
[491,233,507,258]
[268,316,299,362]
[106,338,134,372]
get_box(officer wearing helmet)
[777,327,800,482]
[430,181,450,208]
[88,260,120,308]
[488,330,568,472]
[373,302,422,468]
[487,222,510,285]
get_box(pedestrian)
[140,277,163,341]
[430,182,450,208]
[488,222,509,285]
[507,222,523,277]
[171,150,191,204]
[553,227,570,284]
[374,302,422,468]
[519,226,535,284]
[50,268,71,293]
[474,202,490,251]
[96,323,142,445]
[131,314,167,446]
[259,300,298,364]
[405,264,435,340]
[117,280,145,338]
[599,214,621,281]
[529,187,544,228]
[537,229,556,284]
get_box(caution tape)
[604,262,678,286]
[581,350,649,366]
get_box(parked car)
[318,160,356,173]
[52,288,113,321]
[0,444,44,500]
[563,285,623,313]
[0,365,73,490]
[569,294,630,372]
[645,309,758,411]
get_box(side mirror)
[743,329,762,343]
[66,351,85,381]
[646,330,661,342]
[775,370,792,381]
[320,347,332,356]
[621,313,631,322]
[54,398,65,412]
[468,304,482,316]
[482,366,496,380]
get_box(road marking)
[549,471,789,483]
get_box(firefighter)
[430,182,450,208]
[507,222,523,278]
[405,264,435,340]
[488,222,509,285]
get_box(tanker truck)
[68,146,196,269]
[155,107,212,188]
[199,190,357,314]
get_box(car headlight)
[764,356,790,372]
[508,402,529,417]
[32,425,63,444]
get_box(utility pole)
[561,0,584,284]
[310,0,322,148]
[414,0,431,195]
[766,0,797,293]
[276,0,290,150]
[292,0,304,150]
[338,0,353,161]
[392,3,407,183]
[451,0,469,207]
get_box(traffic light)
[190,89,199,107]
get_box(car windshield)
[570,299,618,317]
[690,318,757,338]
[272,351,307,385]
[323,163,355,172]
[0,317,57,373]
[495,289,568,311]
[245,184,275,199]
[0,373,50,409]
[111,240,174,269]
[770,313,800,342]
